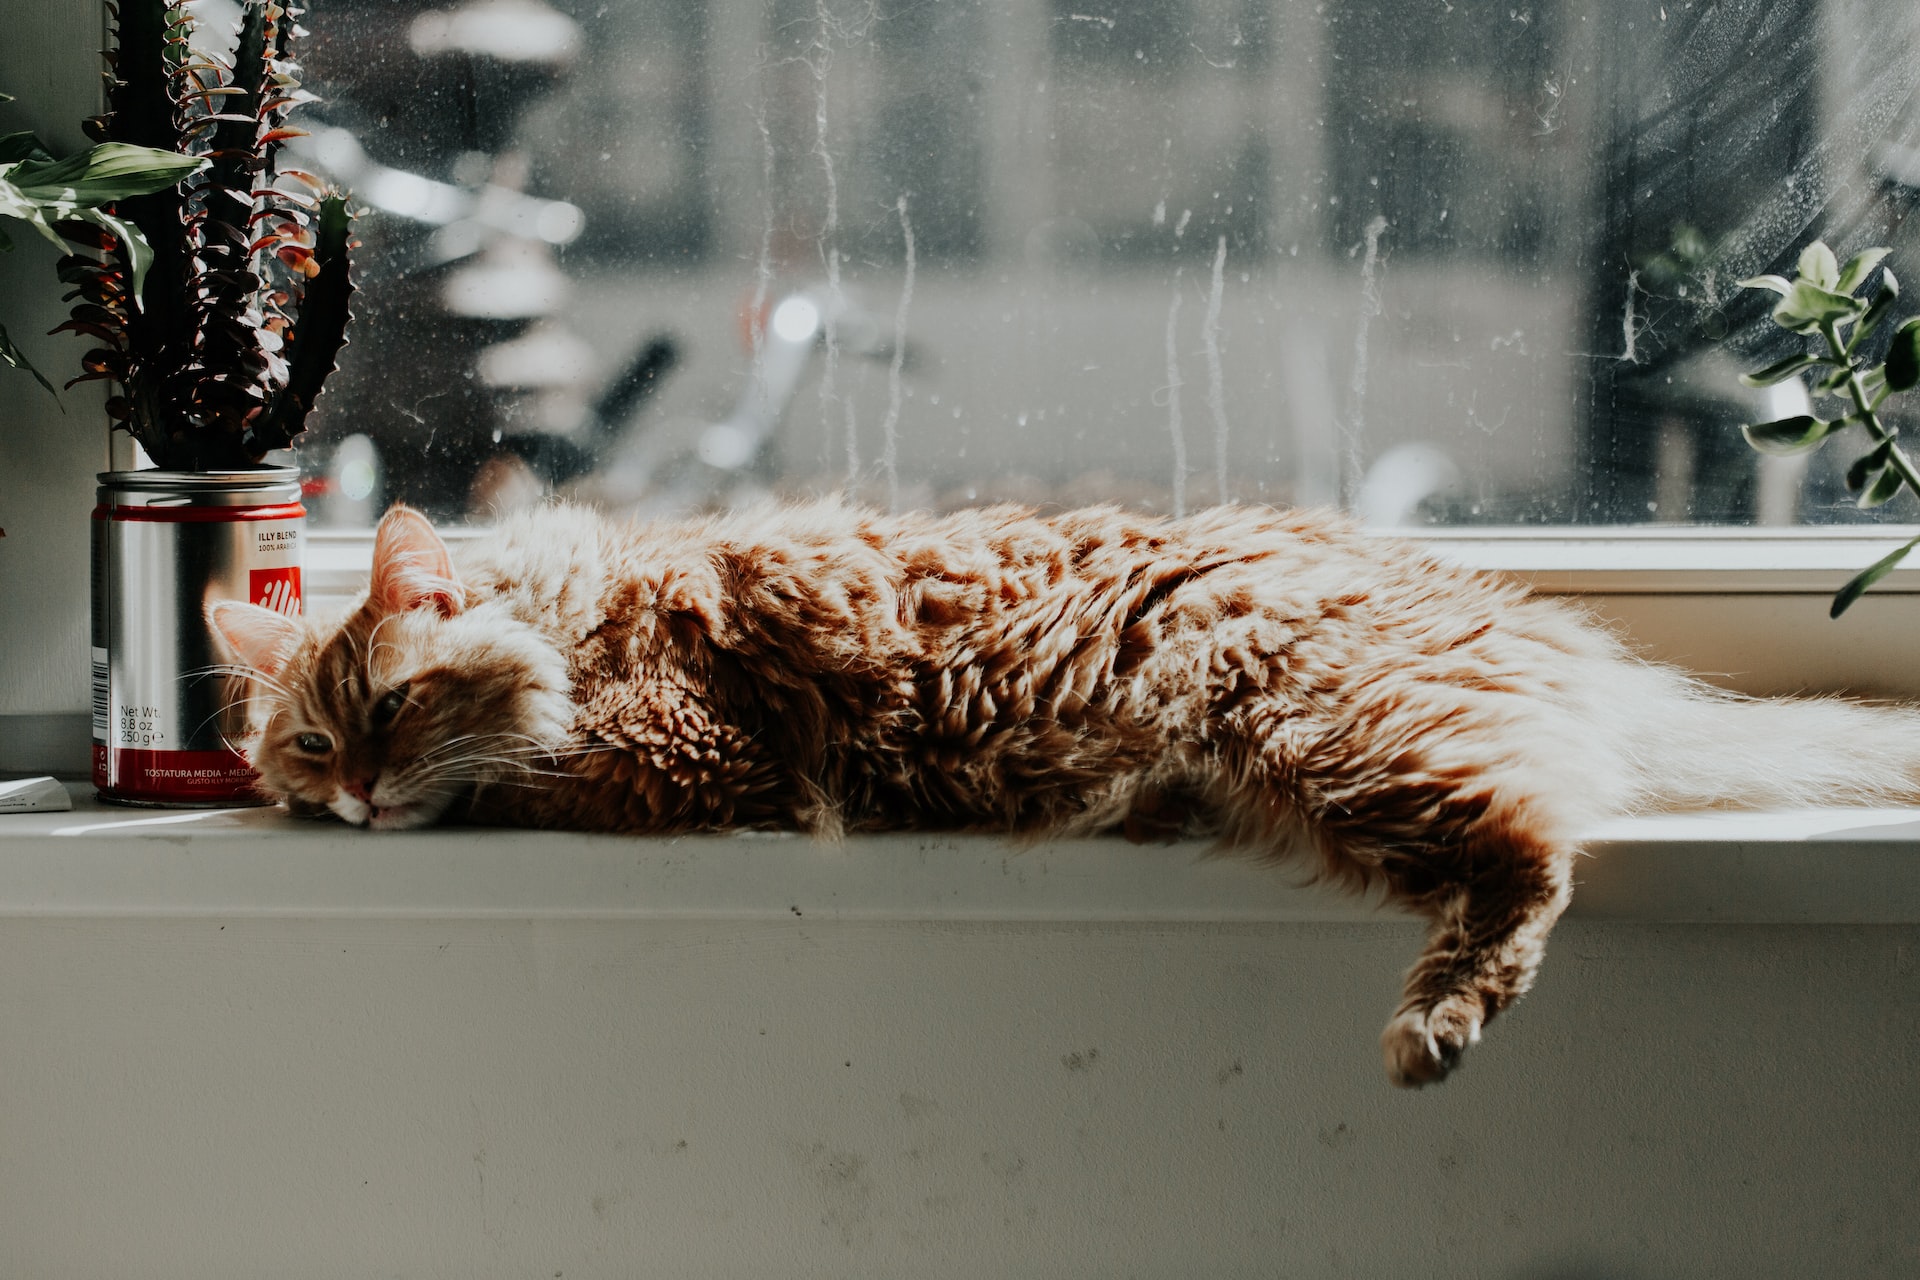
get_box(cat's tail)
[1609,664,1920,812]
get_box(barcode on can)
[91,646,109,743]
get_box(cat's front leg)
[1250,682,1592,1085]
[1377,836,1574,1087]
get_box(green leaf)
[1741,414,1843,456]
[1739,353,1823,387]
[0,187,71,254]
[1773,279,1865,332]
[1885,319,1920,392]
[1799,241,1840,290]
[8,142,204,206]
[0,131,52,165]
[1849,272,1901,352]
[0,321,59,397]
[1815,364,1857,394]
[1858,463,1906,509]
[80,208,153,298]
[1831,534,1920,618]
[1669,222,1709,264]
[1737,273,1794,296]
[1847,439,1894,492]
[1836,247,1893,295]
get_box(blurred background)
[224,0,1920,527]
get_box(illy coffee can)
[91,468,306,806]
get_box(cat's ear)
[370,505,463,617]
[207,599,304,677]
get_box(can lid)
[97,467,305,511]
[97,467,301,491]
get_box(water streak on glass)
[283,0,1920,528]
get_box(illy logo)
[250,567,303,616]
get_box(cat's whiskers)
[410,744,569,776]
[180,664,292,761]
[392,758,569,805]
[456,741,618,769]
[390,731,586,795]
[190,661,294,702]
[195,702,252,752]
[422,758,574,785]
[411,730,560,766]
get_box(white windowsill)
[4,784,1918,924]
[304,524,1920,602]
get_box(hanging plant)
[1737,241,1920,616]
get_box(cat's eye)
[373,684,410,725]
[294,732,331,754]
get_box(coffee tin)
[91,469,305,806]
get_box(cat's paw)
[1380,994,1484,1088]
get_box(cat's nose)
[345,775,378,803]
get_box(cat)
[209,500,1920,1086]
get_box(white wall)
[0,810,1915,1277]
[3,914,1915,1277]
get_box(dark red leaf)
[67,304,124,327]
[247,207,308,230]
[50,320,125,343]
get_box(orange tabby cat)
[211,501,1920,1086]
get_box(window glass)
[279,0,1920,528]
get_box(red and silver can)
[91,469,305,806]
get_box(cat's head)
[209,505,572,829]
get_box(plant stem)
[1821,319,1920,496]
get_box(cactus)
[52,0,354,470]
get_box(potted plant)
[4,0,355,806]
[1736,242,1920,616]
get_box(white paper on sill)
[0,777,73,814]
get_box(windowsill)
[4,783,1918,924]
[304,524,1920,603]
[286,525,1920,734]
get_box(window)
[272,0,1920,530]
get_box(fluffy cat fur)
[211,501,1920,1086]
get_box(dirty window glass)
[281,0,1920,528]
